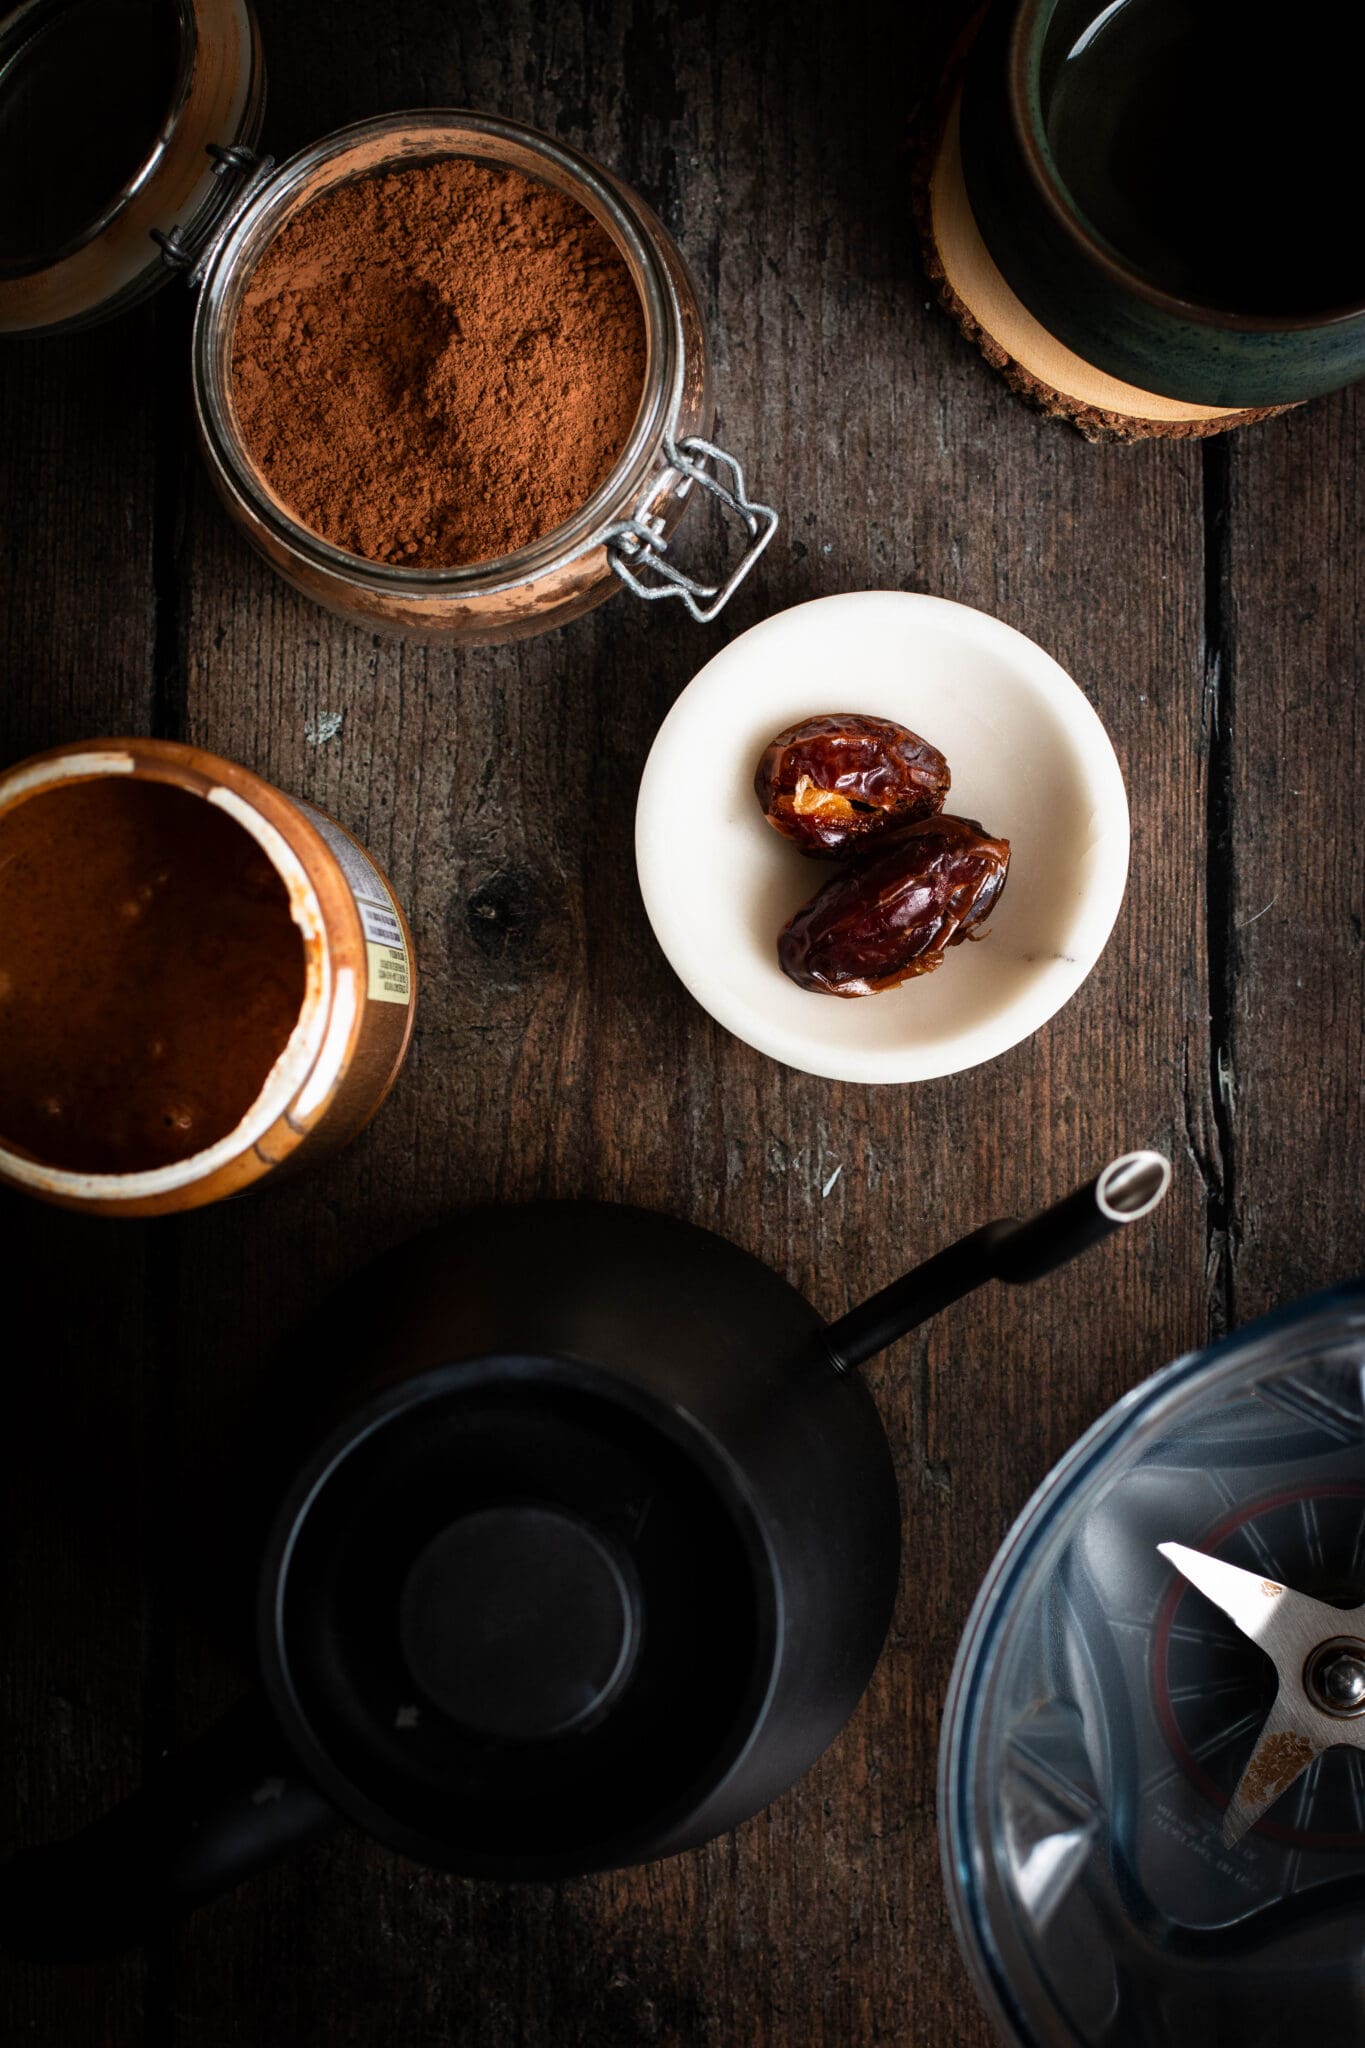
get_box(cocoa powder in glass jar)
[230,156,647,568]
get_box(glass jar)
[0,739,416,1217]
[0,0,264,336]
[0,6,776,641]
[192,112,775,643]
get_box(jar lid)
[0,0,264,337]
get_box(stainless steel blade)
[1159,1541,1365,1847]
[1157,1541,1344,1649]
[1220,1693,1326,1847]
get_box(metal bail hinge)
[152,144,276,287]
[606,436,778,623]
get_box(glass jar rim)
[192,109,687,595]
[0,0,196,280]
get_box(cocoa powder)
[230,157,647,569]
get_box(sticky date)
[754,713,949,856]
[778,814,1011,996]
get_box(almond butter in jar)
[0,740,415,1217]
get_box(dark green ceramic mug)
[959,0,1365,407]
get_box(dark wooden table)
[3,1,1362,2041]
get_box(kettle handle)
[0,1694,335,1959]
[822,1151,1172,1375]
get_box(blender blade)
[1158,1541,1365,1846]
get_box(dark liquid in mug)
[1044,0,1365,316]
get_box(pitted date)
[754,713,950,857]
[778,814,1011,997]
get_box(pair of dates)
[754,714,1011,997]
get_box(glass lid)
[0,0,263,337]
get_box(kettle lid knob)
[398,1504,640,1743]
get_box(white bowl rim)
[634,590,1131,1085]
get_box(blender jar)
[941,1281,1365,2046]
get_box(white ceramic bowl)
[635,591,1129,1083]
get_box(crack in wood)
[147,286,192,2048]
[150,292,191,747]
[1201,437,1239,1340]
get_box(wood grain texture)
[0,0,1358,2044]
[0,313,164,2042]
[1220,387,1365,1322]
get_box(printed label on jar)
[294,801,412,1006]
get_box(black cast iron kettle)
[2,1152,1169,1957]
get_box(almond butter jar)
[0,4,776,643]
[0,741,416,1218]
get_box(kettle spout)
[821,1151,1171,1376]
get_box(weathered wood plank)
[0,313,162,2042]
[1223,387,1365,1322]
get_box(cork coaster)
[910,70,1294,442]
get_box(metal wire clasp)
[152,144,276,286]
[605,437,778,623]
